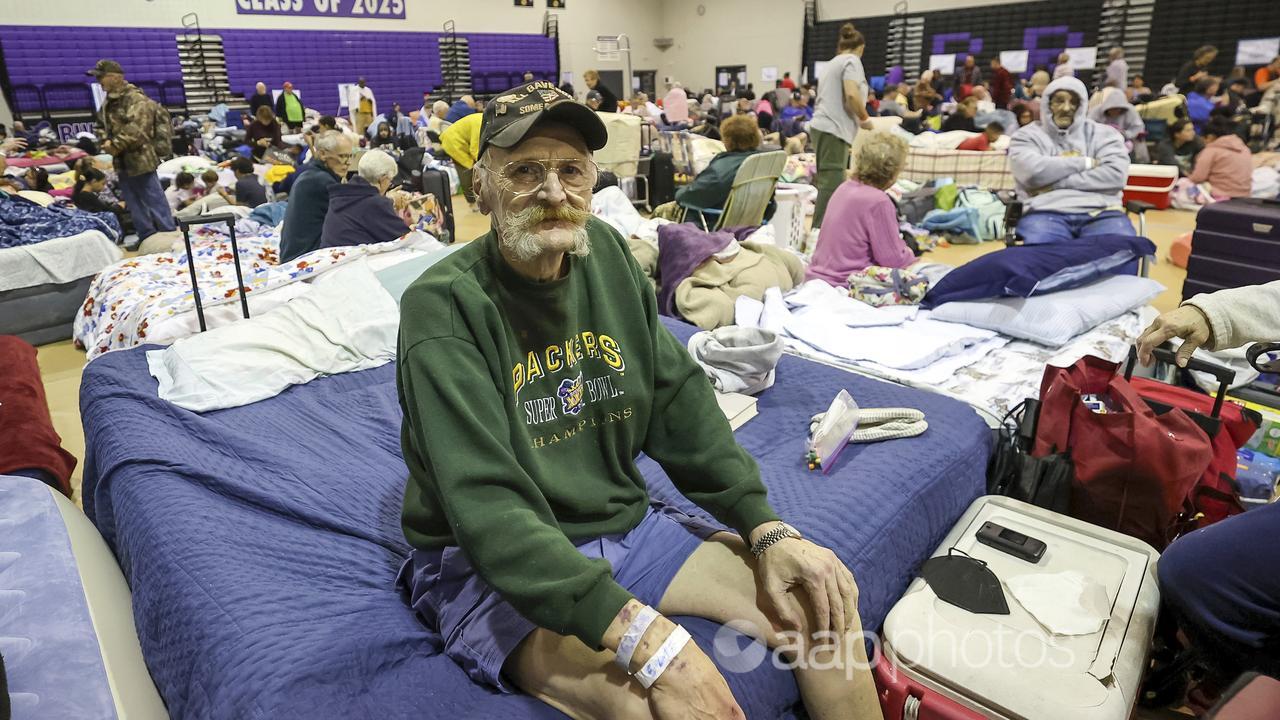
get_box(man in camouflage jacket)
[90,59,176,243]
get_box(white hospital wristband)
[614,605,658,673]
[635,625,692,689]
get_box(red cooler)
[1123,164,1179,210]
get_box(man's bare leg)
[660,533,884,720]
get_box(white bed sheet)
[0,230,122,293]
[786,308,1157,420]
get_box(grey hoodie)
[1009,76,1130,214]
[1088,88,1145,143]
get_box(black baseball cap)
[86,59,124,78]
[478,81,607,159]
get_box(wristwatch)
[751,522,803,558]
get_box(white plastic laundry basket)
[770,184,812,251]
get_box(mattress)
[80,318,990,719]
[901,147,1015,191]
[0,230,121,293]
[0,275,97,346]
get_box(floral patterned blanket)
[74,225,441,358]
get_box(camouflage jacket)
[101,83,170,177]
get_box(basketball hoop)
[595,35,620,62]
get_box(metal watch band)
[751,523,800,558]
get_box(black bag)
[648,151,676,206]
[593,170,619,192]
[422,168,455,243]
[395,147,428,193]
[896,186,937,225]
[1184,197,1280,300]
[987,399,1073,514]
[1,650,9,720]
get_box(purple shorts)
[397,502,721,692]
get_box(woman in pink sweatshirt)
[806,132,915,286]
[1189,115,1254,200]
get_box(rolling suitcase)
[421,168,456,244]
[1183,198,1280,301]
[876,495,1160,720]
[647,150,676,207]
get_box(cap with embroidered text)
[479,82,607,159]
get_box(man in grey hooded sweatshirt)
[1008,76,1134,244]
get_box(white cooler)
[876,496,1160,720]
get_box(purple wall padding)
[217,28,443,116]
[1,25,555,116]
[0,25,182,111]
[464,33,557,93]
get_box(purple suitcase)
[1183,197,1280,301]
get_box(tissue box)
[1237,448,1280,503]
[1247,416,1280,456]
[1231,397,1280,456]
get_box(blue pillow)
[922,234,1156,309]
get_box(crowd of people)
[5,22,1280,719]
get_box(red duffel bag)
[1122,348,1261,533]
[1032,354,1214,550]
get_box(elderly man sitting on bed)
[395,82,883,720]
[1008,76,1134,244]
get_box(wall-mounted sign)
[928,53,956,75]
[999,50,1029,74]
[235,0,405,20]
[548,0,565,7]
[1238,37,1280,66]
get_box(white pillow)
[930,275,1164,347]
[147,257,399,412]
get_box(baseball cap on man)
[86,59,123,78]
[479,81,607,159]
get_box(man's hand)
[1,137,26,154]
[859,118,875,131]
[1137,305,1213,367]
[102,140,116,155]
[648,642,745,720]
[751,525,858,639]
[257,138,271,147]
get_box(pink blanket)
[6,149,87,168]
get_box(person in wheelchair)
[1137,279,1280,706]
[1007,77,1133,244]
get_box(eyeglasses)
[481,158,597,196]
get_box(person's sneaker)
[119,233,139,248]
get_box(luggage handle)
[178,214,250,333]
[1123,346,1234,419]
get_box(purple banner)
[235,0,406,20]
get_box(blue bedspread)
[81,319,989,720]
[0,192,118,247]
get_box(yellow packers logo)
[557,373,585,416]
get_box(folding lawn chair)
[679,150,786,232]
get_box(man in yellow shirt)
[439,111,482,209]
[349,77,377,136]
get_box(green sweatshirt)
[397,217,779,649]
